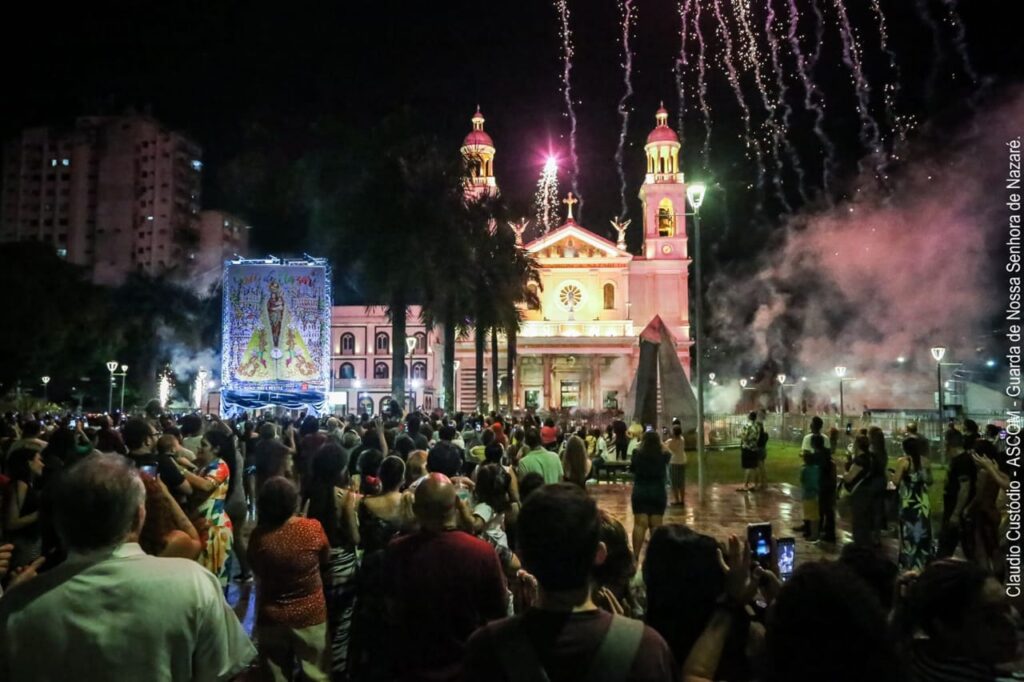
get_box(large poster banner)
[220,258,331,416]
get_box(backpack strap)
[585,615,645,682]
[493,619,551,682]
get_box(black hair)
[517,483,599,591]
[357,448,384,494]
[765,561,902,682]
[593,509,635,592]
[204,429,239,499]
[439,424,457,441]
[475,463,511,513]
[6,448,40,483]
[379,455,405,492]
[838,543,899,611]
[394,434,415,460]
[524,427,542,449]
[810,416,824,432]
[902,436,922,472]
[123,417,154,451]
[518,471,545,501]
[305,443,350,545]
[257,476,299,528]
[21,420,42,437]
[643,524,724,666]
[180,413,203,437]
[895,559,989,641]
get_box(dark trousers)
[819,488,836,542]
[937,509,976,560]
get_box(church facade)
[326,106,695,416]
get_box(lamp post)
[118,365,128,413]
[194,367,209,411]
[106,361,119,413]
[777,374,786,439]
[931,346,947,425]
[41,376,50,401]
[686,181,707,496]
[835,366,847,422]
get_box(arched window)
[414,332,426,353]
[375,332,389,353]
[527,284,540,310]
[658,198,675,237]
[412,361,427,379]
[378,397,391,415]
[340,333,355,354]
[373,362,389,379]
[603,283,615,310]
[338,363,355,379]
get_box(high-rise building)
[196,210,251,293]
[1,115,204,285]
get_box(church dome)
[462,107,494,148]
[646,104,679,145]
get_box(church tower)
[460,107,498,201]
[637,105,687,260]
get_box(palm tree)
[338,125,459,409]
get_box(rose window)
[559,284,583,310]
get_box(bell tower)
[460,107,498,201]
[637,104,688,260]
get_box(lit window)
[50,159,57,167]
[56,248,67,258]
[61,159,69,166]
[191,160,203,171]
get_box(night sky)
[2,1,1021,260]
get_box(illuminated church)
[327,106,694,415]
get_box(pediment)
[525,223,632,261]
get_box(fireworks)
[553,0,581,220]
[615,0,636,221]
[535,156,560,234]
[158,370,172,408]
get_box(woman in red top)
[248,476,331,681]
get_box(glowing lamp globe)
[708,372,716,382]
[930,346,947,363]
[686,182,707,210]
[106,361,119,373]
[41,376,50,385]
[777,374,786,385]
[739,378,748,388]
[121,364,128,373]
[406,337,417,354]
[453,360,461,372]
[834,366,847,378]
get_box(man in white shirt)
[0,453,255,682]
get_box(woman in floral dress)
[892,436,933,570]
[185,429,236,587]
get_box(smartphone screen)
[777,537,796,581]
[747,522,773,569]
[140,464,159,478]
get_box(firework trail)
[869,0,904,142]
[693,0,712,169]
[711,0,765,204]
[830,0,883,170]
[534,157,560,234]
[675,0,691,136]
[615,0,636,220]
[554,0,581,220]
[765,0,808,204]
[786,0,834,194]
[913,0,942,104]
[941,0,980,86]
[736,0,790,212]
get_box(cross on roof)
[563,192,578,221]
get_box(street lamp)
[777,374,787,438]
[118,365,128,413]
[931,346,947,423]
[106,361,119,413]
[41,376,50,401]
[686,181,707,496]
[194,367,209,410]
[835,366,847,420]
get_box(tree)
[335,116,464,408]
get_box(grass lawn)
[704,443,948,519]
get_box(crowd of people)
[0,403,1019,681]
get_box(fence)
[706,411,1006,457]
